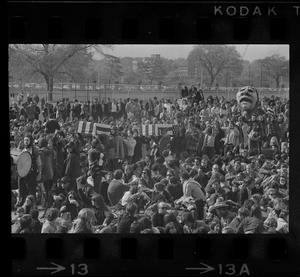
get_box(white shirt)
[111,103,117,112]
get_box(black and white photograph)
[9,44,289,234]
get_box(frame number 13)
[70,264,89,275]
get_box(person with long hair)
[202,126,217,161]
[41,208,60,233]
[69,208,97,233]
[15,133,42,207]
[237,204,264,234]
[22,194,36,215]
[63,140,82,191]
[117,202,138,233]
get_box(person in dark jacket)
[44,114,60,134]
[117,202,138,233]
[76,174,97,208]
[107,169,130,206]
[38,138,55,208]
[30,209,42,233]
[60,190,80,221]
[91,194,111,226]
[151,202,170,227]
[63,141,82,191]
[18,214,33,234]
[237,204,265,234]
[229,206,250,232]
[132,129,143,163]
[166,177,183,202]
[52,130,67,183]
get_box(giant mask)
[236,86,258,113]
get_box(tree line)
[9,44,289,99]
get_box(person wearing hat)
[63,140,83,191]
[210,199,235,229]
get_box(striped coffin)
[77,121,94,134]
[93,123,111,136]
[77,121,111,136]
[141,124,173,136]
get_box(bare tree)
[9,44,112,100]
[187,45,242,88]
[259,54,289,89]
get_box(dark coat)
[117,213,136,233]
[64,151,82,189]
[107,179,129,206]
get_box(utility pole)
[97,61,100,85]
[249,65,251,85]
[226,67,229,101]
[260,64,263,88]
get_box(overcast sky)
[96,44,289,61]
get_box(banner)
[77,121,173,137]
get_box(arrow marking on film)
[186,263,215,275]
[36,262,66,274]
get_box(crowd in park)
[10,85,289,234]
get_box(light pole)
[226,67,229,101]
[260,64,263,89]
[87,79,89,102]
[249,65,251,85]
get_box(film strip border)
[11,235,298,276]
[7,2,300,42]
[7,2,300,276]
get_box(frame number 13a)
[218,264,250,276]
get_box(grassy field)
[9,88,289,103]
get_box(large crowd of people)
[10,86,289,234]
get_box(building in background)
[151,54,161,59]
